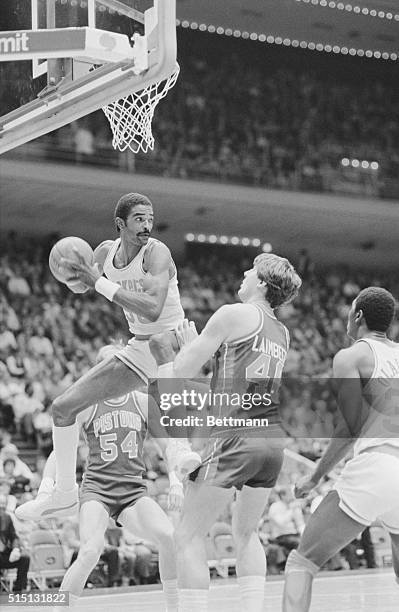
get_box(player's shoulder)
[214,302,261,323]
[333,342,372,373]
[132,390,148,420]
[146,238,171,259]
[94,239,115,263]
[209,303,262,341]
[143,239,173,273]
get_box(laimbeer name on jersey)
[210,303,290,435]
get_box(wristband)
[95,277,119,302]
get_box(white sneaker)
[166,439,201,480]
[15,485,79,521]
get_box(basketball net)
[102,64,180,154]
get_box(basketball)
[49,237,94,284]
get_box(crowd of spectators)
[0,234,398,590]
[5,30,398,198]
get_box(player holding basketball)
[150,254,302,612]
[282,287,399,612]
[18,345,181,611]
[26,192,199,519]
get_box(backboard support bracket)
[0,0,177,154]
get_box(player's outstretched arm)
[295,347,364,498]
[174,305,239,378]
[63,242,171,322]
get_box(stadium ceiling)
[176,0,399,57]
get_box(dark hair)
[355,287,396,332]
[114,193,153,232]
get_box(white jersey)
[103,237,184,336]
[353,337,399,455]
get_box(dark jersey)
[82,392,147,487]
[209,303,290,433]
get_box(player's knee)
[149,332,176,363]
[285,550,319,579]
[153,525,175,550]
[78,542,103,569]
[51,395,74,426]
[232,524,256,548]
[174,524,191,552]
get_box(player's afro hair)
[114,193,153,232]
[254,253,302,309]
[355,287,396,333]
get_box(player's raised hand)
[175,319,198,347]
[168,482,184,512]
[294,475,319,499]
[61,247,102,288]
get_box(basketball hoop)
[103,63,179,153]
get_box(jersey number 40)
[245,353,284,397]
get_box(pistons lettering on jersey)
[118,278,144,292]
[251,335,287,362]
[93,410,142,437]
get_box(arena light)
[295,0,399,21]
[185,234,264,247]
[262,243,273,253]
[176,19,397,61]
[341,158,379,170]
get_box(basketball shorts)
[115,338,157,383]
[80,478,148,526]
[333,450,399,531]
[190,435,284,490]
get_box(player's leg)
[48,357,144,513]
[232,485,271,612]
[119,496,178,612]
[283,491,365,612]
[175,480,234,612]
[60,500,110,604]
[149,331,202,478]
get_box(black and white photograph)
[0,1,399,611]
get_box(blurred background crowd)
[0,233,398,590]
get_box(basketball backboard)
[0,0,177,154]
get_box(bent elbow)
[147,308,162,322]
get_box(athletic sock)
[237,575,265,612]
[52,422,79,492]
[162,578,178,612]
[179,588,208,612]
[66,594,79,607]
